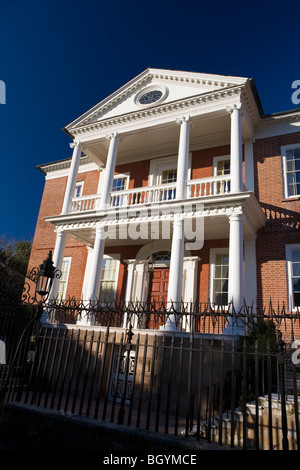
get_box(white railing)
[70,194,101,213]
[187,175,231,198]
[70,175,232,213]
[110,182,177,207]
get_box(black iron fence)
[0,302,300,450]
[45,298,300,336]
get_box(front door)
[147,268,169,328]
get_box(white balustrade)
[187,175,231,198]
[70,176,232,213]
[70,194,101,213]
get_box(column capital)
[228,210,243,222]
[226,103,243,116]
[54,226,66,236]
[106,132,120,141]
[69,140,82,149]
[176,115,191,126]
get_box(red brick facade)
[254,131,300,310]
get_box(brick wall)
[254,131,300,311]
[28,169,100,298]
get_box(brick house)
[28,68,300,333]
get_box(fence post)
[118,324,134,424]
[277,329,289,450]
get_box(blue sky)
[0,0,299,243]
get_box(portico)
[43,68,265,331]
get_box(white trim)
[74,181,84,198]
[112,172,130,190]
[281,143,300,199]
[286,244,300,310]
[44,160,100,180]
[134,85,169,107]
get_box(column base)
[160,315,177,332]
[222,320,245,336]
[76,313,94,327]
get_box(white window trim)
[209,248,229,306]
[286,244,300,310]
[112,173,130,190]
[281,143,300,199]
[212,155,230,176]
[74,181,84,197]
[99,254,120,302]
[149,154,191,186]
[58,256,72,300]
[97,171,130,194]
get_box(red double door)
[147,268,169,328]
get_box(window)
[111,174,129,207]
[286,245,300,309]
[213,156,230,194]
[99,255,120,303]
[74,182,84,198]
[282,144,300,198]
[161,169,177,200]
[210,249,229,305]
[57,257,71,300]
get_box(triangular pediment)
[65,68,248,131]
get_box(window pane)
[285,147,300,196]
[294,292,300,308]
[217,159,230,176]
[292,262,300,277]
[112,177,126,191]
[213,252,229,305]
[162,169,177,184]
[289,246,300,308]
[292,248,300,262]
[294,148,300,159]
[99,258,119,302]
[287,160,295,172]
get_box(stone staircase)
[184,392,300,449]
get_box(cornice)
[37,155,97,176]
[68,85,244,139]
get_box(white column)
[227,104,243,194]
[228,211,244,315]
[99,133,119,210]
[168,218,184,305]
[50,228,66,298]
[176,116,191,200]
[122,260,136,328]
[163,218,184,331]
[244,139,255,192]
[182,256,200,332]
[134,262,148,303]
[124,260,136,303]
[61,141,82,214]
[86,224,105,302]
[81,247,94,300]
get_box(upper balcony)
[69,174,232,214]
